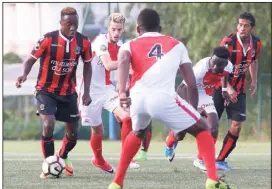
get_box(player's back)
[122,32,191,96]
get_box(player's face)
[60,14,79,39]
[108,21,124,43]
[237,19,254,40]
[211,59,227,74]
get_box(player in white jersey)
[164,47,233,172]
[78,13,139,174]
[108,8,235,189]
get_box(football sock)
[90,134,105,164]
[41,135,54,158]
[217,130,239,161]
[120,118,132,148]
[197,137,217,160]
[141,122,152,152]
[196,131,218,181]
[165,130,177,147]
[113,132,142,186]
[59,135,77,159]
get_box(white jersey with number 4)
[119,32,201,133]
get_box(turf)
[3,140,271,189]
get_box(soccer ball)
[42,155,65,178]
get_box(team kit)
[16,6,261,189]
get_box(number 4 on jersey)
[148,44,164,60]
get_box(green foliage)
[125,3,271,73]
[3,52,23,64]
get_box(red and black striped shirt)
[218,31,261,94]
[31,30,92,96]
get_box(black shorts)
[213,87,246,122]
[35,91,79,123]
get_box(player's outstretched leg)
[58,122,78,176]
[39,114,55,179]
[194,112,218,173]
[135,121,152,161]
[186,118,236,189]
[90,124,115,173]
[108,129,145,189]
[114,108,140,169]
[164,130,178,162]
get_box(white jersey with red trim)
[81,34,122,95]
[120,32,191,96]
[183,57,233,96]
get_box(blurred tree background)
[3,3,271,141]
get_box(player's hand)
[16,75,27,88]
[249,82,257,99]
[227,86,238,103]
[197,108,207,118]
[222,91,231,106]
[82,93,92,106]
[119,92,131,109]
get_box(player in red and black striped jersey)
[213,12,262,170]
[15,7,92,178]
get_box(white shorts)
[198,94,217,114]
[79,87,119,126]
[130,92,201,134]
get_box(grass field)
[3,140,271,189]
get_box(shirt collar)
[59,30,74,42]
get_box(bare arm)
[249,61,258,85]
[83,62,92,94]
[117,50,131,95]
[100,54,118,71]
[179,63,198,109]
[16,55,37,88]
[23,57,36,76]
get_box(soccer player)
[108,8,234,189]
[134,37,186,161]
[164,47,233,172]
[213,12,262,170]
[78,13,139,174]
[15,7,92,178]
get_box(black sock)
[217,131,239,161]
[59,135,77,159]
[141,122,152,151]
[41,135,55,158]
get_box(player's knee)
[91,124,104,135]
[114,107,130,120]
[132,129,146,139]
[230,121,242,134]
[66,130,78,140]
[43,118,55,136]
[175,130,186,141]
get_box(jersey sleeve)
[30,35,49,59]
[92,35,109,57]
[119,41,131,54]
[81,38,92,63]
[179,43,192,65]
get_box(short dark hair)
[213,47,230,59]
[137,8,160,32]
[239,12,255,27]
[61,7,78,17]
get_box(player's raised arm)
[16,36,49,88]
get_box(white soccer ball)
[42,155,65,178]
